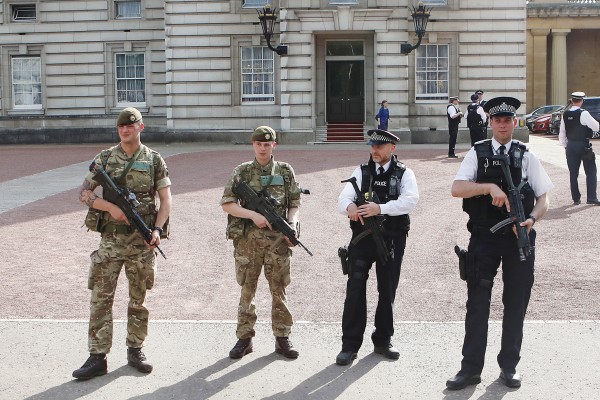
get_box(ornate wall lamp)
[257,4,288,56]
[400,2,432,54]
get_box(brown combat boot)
[127,347,153,373]
[72,353,108,380]
[229,338,253,359]
[275,337,299,359]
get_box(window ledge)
[111,106,149,114]
[8,109,44,116]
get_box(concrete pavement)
[1,319,599,399]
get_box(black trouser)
[341,232,407,352]
[468,126,486,147]
[448,123,459,155]
[566,140,597,202]
[460,227,536,375]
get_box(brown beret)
[117,107,142,126]
[251,126,277,142]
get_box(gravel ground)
[0,138,598,324]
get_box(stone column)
[530,29,550,108]
[551,29,570,105]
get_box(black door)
[326,61,364,123]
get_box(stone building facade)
[0,1,527,144]
[526,0,600,112]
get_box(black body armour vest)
[349,155,410,236]
[447,105,461,126]
[463,140,535,230]
[563,109,592,142]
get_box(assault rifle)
[232,181,313,256]
[90,164,167,259]
[488,154,531,261]
[341,177,392,264]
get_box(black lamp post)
[401,2,432,54]
[257,4,288,56]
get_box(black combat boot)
[127,347,153,373]
[72,353,107,380]
[229,338,253,359]
[275,337,299,359]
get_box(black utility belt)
[470,225,514,237]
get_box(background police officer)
[335,129,419,366]
[558,91,600,205]
[73,107,172,380]
[221,126,302,360]
[447,96,463,158]
[466,93,487,147]
[446,97,553,390]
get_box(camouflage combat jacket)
[86,144,171,230]
[220,156,301,240]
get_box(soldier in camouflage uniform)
[221,126,302,360]
[73,107,172,380]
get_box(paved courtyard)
[0,135,599,399]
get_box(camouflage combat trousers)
[87,232,156,354]
[233,228,293,339]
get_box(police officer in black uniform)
[446,97,554,390]
[558,91,600,205]
[466,93,488,147]
[335,129,419,366]
[447,96,463,158]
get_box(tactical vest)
[349,155,410,236]
[226,159,298,240]
[564,109,592,142]
[447,104,462,126]
[466,104,483,128]
[85,144,162,233]
[462,140,535,230]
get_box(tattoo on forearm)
[79,180,98,207]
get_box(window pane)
[115,52,145,105]
[116,1,141,19]
[241,46,275,103]
[12,56,42,108]
[415,44,449,101]
[243,0,272,8]
[326,41,364,56]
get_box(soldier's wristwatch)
[153,226,164,235]
[528,215,536,226]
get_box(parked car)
[531,114,553,134]
[525,105,563,131]
[549,96,600,135]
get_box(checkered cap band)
[369,132,396,143]
[488,102,516,116]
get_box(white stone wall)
[0,0,527,141]
[0,0,166,129]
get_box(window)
[243,0,272,8]
[422,0,447,5]
[415,44,449,101]
[11,4,36,21]
[115,0,141,19]
[12,56,42,109]
[241,47,274,103]
[116,53,145,105]
[329,0,359,4]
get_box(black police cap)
[367,129,399,145]
[483,96,521,117]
